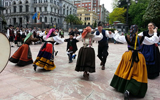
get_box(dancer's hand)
[114,30,118,34]
[109,31,112,34]
[153,27,158,33]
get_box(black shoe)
[33,64,37,71]
[55,51,58,56]
[69,60,73,63]
[11,46,14,47]
[101,65,105,70]
[124,90,129,100]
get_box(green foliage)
[128,3,148,27]
[143,0,160,27]
[93,20,97,28]
[109,7,127,24]
[64,14,82,25]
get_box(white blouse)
[76,34,103,41]
[43,35,64,44]
[113,32,159,45]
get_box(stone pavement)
[0,35,160,100]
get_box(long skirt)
[141,44,160,79]
[9,44,33,66]
[33,43,56,70]
[75,47,95,73]
[110,50,148,98]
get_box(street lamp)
[118,0,138,33]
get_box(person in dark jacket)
[64,31,79,63]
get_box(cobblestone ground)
[0,34,160,100]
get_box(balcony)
[0,4,5,10]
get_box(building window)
[89,4,91,6]
[34,7,36,12]
[34,18,37,23]
[89,7,91,9]
[13,1,16,5]
[40,17,42,22]
[88,22,90,25]
[94,4,96,6]
[5,2,8,7]
[78,5,80,6]
[34,0,37,3]
[26,16,29,22]
[45,17,47,22]
[51,17,53,22]
[26,0,29,3]
[26,5,29,12]
[19,5,22,12]
[54,1,56,5]
[58,19,59,24]
[6,10,8,14]
[9,2,11,6]
[51,7,52,12]
[45,7,47,12]
[19,1,22,4]
[82,4,84,6]
[39,7,41,12]
[58,10,59,14]
[13,6,16,13]
[67,10,68,15]
[85,4,87,6]
[51,0,53,3]
[94,1,96,3]
[13,18,16,25]
[80,17,81,20]
[63,9,65,15]
[70,11,71,14]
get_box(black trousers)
[97,45,109,66]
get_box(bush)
[103,28,116,32]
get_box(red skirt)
[9,44,33,66]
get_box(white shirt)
[113,31,159,45]
[94,30,113,39]
[76,33,103,41]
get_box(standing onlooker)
[7,25,15,47]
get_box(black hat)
[69,31,75,36]
[98,21,102,26]
[9,25,13,27]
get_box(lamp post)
[118,0,138,33]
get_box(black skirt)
[75,47,95,73]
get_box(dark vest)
[143,30,160,37]
[9,29,14,37]
[96,29,108,46]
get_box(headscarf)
[129,25,139,68]
[46,28,56,39]
[24,32,33,43]
[82,26,92,38]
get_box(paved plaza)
[0,35,160,100]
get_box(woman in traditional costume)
[139,22,160,79]
[33,28,64,71]
[110,25,159,100]
[75,26,103,79]
[9,32,39,66]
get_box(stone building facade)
[3,0,77,29]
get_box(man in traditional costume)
[7,25,15,47]
[95,21,113,70]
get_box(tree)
[112,0,119,9]
[128,2,148,27]
[109,7,126,24]
[143,0,160,27]
[64,14,82,26]
[93,20,97,28]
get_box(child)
[64,31,79,63]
